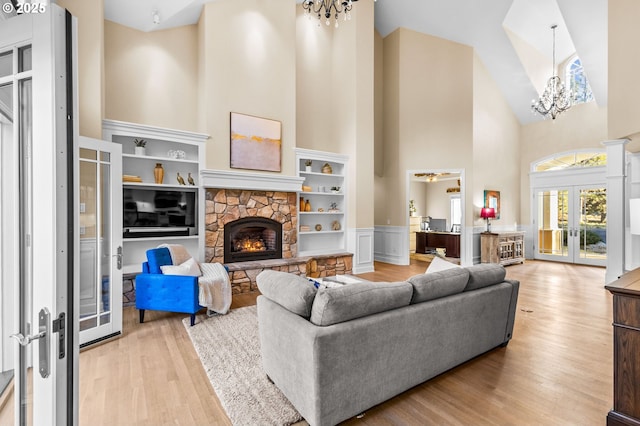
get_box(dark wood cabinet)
[415,232,460,258]
[605,268,640,426]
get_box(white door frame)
[0,5,79,424]
[78,136,123,346]
[530,166,607,265]
[405,169,467,266]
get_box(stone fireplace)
[199,170,352,295]
[224,216,283,263]
[204,189,297,264]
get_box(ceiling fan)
[414,172,450,182]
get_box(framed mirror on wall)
[484,190,501,219]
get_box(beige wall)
[377,28,473,227]
[198,0,296,175]
[57,0,104,139]
[472,53,521,230]
[104,21,198,132]
[608,0,640,149]
[296,1,375,229]
[425,180,452,223]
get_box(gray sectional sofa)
[256,264,519,426]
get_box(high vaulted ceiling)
[104,0,607,125]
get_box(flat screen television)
[123,188,197,238]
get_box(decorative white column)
[603,139,629,284]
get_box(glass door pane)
[576,187,607,265]
[78,138,122,347]
[536,189,570,260]
[535,186,607,266]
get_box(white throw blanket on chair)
[158,243,231,315]
[199,262,232,315]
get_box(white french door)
[0,5,78,425]
[78,137,123,346]
[534,185,607,266]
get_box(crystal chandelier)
[302,0,358,28]
[531,25,572,120]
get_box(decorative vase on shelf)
[305,200,312,212]
[154,163,164,184]
[305,166,312,173]
[135,146,146,156]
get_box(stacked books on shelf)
[123,174,142,183]
[300,225,311,232]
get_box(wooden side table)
[605,268,640,426]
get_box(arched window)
[565,56,593,104]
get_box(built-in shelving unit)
[295,148,348,256]
[103,119,209,273]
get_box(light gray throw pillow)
[408,268,469,304]
[256,270,317,318]
[310,281,413,326]
[464,264,507,291]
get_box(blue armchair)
[135,247,202,326]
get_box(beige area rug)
[183,306,303,426]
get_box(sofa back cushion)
[464,264,507,291]
[256,270,317,318]
[408,268,470,304]
[310,281,412,326]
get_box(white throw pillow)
[425,256,461,274]
[161,257,202,277]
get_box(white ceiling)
[103,0,607,125]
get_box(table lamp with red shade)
[480,207,496,233]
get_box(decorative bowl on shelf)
[167,149,186,159]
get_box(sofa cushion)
[408,268,469,304]
[425,256,461,273]
[256,270,317,318]
[464,264,507,291]
[310,281,413,326]
[160,257,202,277]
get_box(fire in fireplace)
[224,217,283,263]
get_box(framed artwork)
[230,112,282,172]
[484,190,501,219]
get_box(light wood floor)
[2,260,613,425]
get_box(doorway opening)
[407,169,466,265]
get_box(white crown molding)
[102,119,209,145]
[200,169,304,192]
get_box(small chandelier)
[531,24,572,120]
[302,0,358,28]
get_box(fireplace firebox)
[224,217,283,263]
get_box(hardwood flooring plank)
[73,260,612,425]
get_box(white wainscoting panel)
[373,226,409,265]
[348,228,375,274]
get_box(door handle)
[10,308,51,378]
[115,245,123,270]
